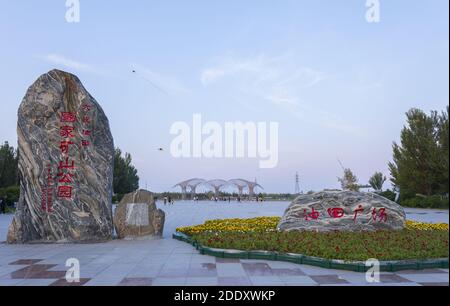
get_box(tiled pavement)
[0,202,448,286]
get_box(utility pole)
[295,172,300,195]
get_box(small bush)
[401,195,449,209]
[0,185,20,206]
[378,190,397,202]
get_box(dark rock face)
[114,190,165,239]
[277,191,406,232]
[7,69,115,243]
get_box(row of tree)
[338,106,449,207]
[338,169,386,192]
[0,142,18,188]
[113,148,139,201]
[389,107,448,198]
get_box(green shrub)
[112,194,124,204]
[378,190,397,202]
[401,195,449,209]
[0,185,20,206]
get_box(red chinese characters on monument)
[81,103,93,148]
[372,207,387,222]
[56,111,77,202]
[57,185,73,199]
[327,207,345,219]
[41,164,54,213]
[304,208,320,221]
[60,112,76,123]
[294,205,388,223]
[353,205,364,222]
[59,141,74,154]
[42,103,96,212]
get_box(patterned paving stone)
[9,264,64,279]
[249,276,285,286]
[397,273,449,283]
[217,277,252,286]
[9,259,43,265]
[418,282,449,286]
[185,277,219,286]
[216,263,247,277]
[379,274,414,284]
[118,277,153,286]
[242,263,274,276]
[271,268,306,276]
[280,276,318,286]
[50,278,91,286]
[0,204,448,286]
[310,275,350,285]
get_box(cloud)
[200,55,275,86]
[266,94,299,107]
[200,54,326,89]
[41,54,95,72]
[200,53,362,136]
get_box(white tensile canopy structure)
[204,179,229,198]
[228,179,263,197]
[173,178,206,200]
[173,178,264,199]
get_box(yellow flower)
[177,218,449,236]
[405,220,449,231]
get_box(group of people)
[155,195,265,205]
[207,196,264,203]
[162,196,174,205]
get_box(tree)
[388,108,448,198]
[0,185,20,206]
[0,142,18,188]
[369,172,386,191]
[113,148,139,197]
[338,168,359,191]
[437,106,449,195]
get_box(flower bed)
[176,217,280,236]
[177,217,449,235]
[176,217,449,262]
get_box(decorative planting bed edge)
[173,232,449,273]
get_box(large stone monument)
[7,69,115,243]
[114,190,165,239]
[277,191,406,232]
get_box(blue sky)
[0,0,448,193]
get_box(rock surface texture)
[277,191,406,232]
[114,190,165,239]
[7,69,115,243]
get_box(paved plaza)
[0,201,448,286]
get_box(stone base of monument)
[113,190,165,239]
[277,190,406,232]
